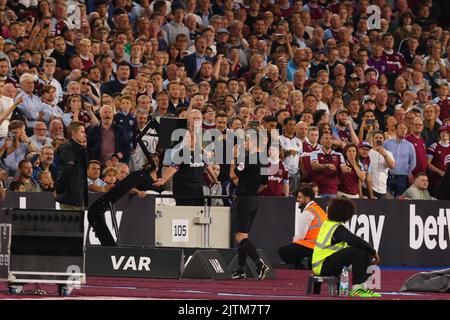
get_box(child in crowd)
[102,167,119,189]
[38,171,54,192]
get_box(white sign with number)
[172,219,189,242]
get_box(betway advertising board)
[314,199,450,267]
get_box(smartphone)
[43,23,50,29]
[366,119,375,125]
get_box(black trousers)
[236,196,259,233]
[278,243,313,269]
[173,182,204,206]
[320,246,373,285]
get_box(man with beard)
[250,86,265,107]
[16,159,40,192]
[278,185,327,269]
[87,66,103,100]
[331,109,359,152]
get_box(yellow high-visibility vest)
[312,220,348,275]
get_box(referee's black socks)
[239,238,263,268]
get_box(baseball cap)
[358,141,373,149]
[217,28,230,35]
[15,57,30,67]
[336,108,349,116]
[438,124,450,134]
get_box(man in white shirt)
[279,117,303,195]
[368,131,395,199]
[40,58,63,105]
[0,83,17,138]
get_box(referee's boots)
[231,268,247,279]
[256,260,270,280]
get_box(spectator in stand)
[406,117,428,178]
[357,141,372,195]
[384,122,417,198]
[16,73,46,132]
[279,117,302,195]
[29,122,52,152]
[38,171,54,192]
[311,131,351,198]
[258,145,289,197]
[432,84,450,123]
[203,163,224,206]
[427,125,450,196]
[87,105,131,165]
[15,159,40,192]
[332,109,359,152]
[101,61,131,96]
[102,166,119,189]
[337,144,366,199]
[367,131,396,199]
[87,160,108,193]
[113,95,136,143]
[9,181,25,192]
[300,126,320,183]
[402,173,435,200]
[1,120,37,176]
[422,104,441,147]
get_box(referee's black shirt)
[235,152,268,196]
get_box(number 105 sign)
[172,219,189,242]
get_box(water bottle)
[339,266,349,296]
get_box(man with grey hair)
[16,73,46,130]
[87,105,131,164]
[30,122,53,151]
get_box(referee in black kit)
[154,109,219,205]
[230,129,270,280]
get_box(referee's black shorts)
[173,181,204,206]
[236,196,259,233]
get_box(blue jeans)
[387,174,409,198]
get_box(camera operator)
[367,131,395,199]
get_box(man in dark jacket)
[55,121,89,210]
[100,61,130,96]
[87,105,131,164]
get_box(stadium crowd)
[0,0,449,202]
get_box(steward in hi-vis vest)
[311,197,382,298]
[278,185,327,269]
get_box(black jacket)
[55,139,89,207]
[87,123,131,163]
